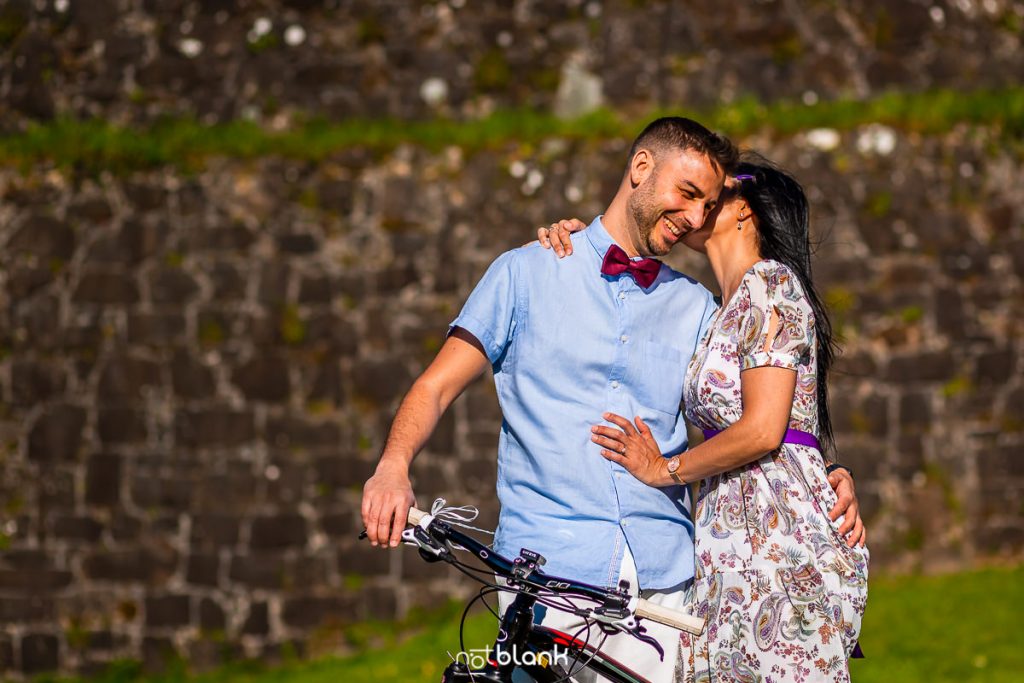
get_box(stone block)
[208,261,248,300]
[977,446,1024,479]
[338,541,391,577]
[258,263,291,305]
[276,232,320,254]
[351,359,412,405]
[148,268,200,304]
[141,636,178,673]
[170,351,216,400]
[145,594,190,628]
[315,504,352,535]
[315,178,354,214]
[426,410,456,453]
[303,312,359,355]
[68,195,113,224]
[124,182,167,212]
[97,356,161,400]
[241,602,269,635]
[280,595,355,629]
[82,547,177,584]
[72,271,139,304]
[52,515,103,543]
[360,584,399,621]
[266,415,341,449]
[21,633,59,674]
[175,409,255,448]
[0,550,50,570]
[186,554,219,587]
[898,392,931,432]
[5,266,54,299]
[118,218,164,261]
[28,404,85,462]
[185,223,256,252]
[0,597,55,622]
[98,408,148,444]
[85,454,122,506]
[976,523,1024,554]
[231,355,291,402]
[190,515,240,548]
[10,360,65,405]
[0,635,12,673]
[0,568,72,592]
[131,475,192,510]
[6,213,75,261]
[249,515,307,550]
[128,312,188,345]
[298,274,332,303]
[315,455,374,491]
[306,362,345,407]
[885,351,955,383]
[110,514,143,541]
[198,597,226,632]
[228,553,288,589]
[974,348,1016,386]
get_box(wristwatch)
[666,456,685,485]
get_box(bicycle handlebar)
[405,506,705,635]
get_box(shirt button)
[611,380,620,389]
[618,292,626,300]
[620,335,628,343]
[621,520,629,527]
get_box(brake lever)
[586,610,666,661]
[631,623,665,661]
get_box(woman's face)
[680,181,746,254]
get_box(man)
[362,118,861,681]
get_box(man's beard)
[627,177,668,257]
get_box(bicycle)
[360,502,705,683]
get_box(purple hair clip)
[734,174,755,181]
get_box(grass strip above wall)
[2,87,1023,174]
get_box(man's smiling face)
[626,147,726,257]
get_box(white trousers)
[497,544,691,683]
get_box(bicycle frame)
[401,513,666,683]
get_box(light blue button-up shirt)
[450,217,716,590]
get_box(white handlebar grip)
[407,507,428,526]
[634,597,705,635]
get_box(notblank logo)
[454,644,571,669]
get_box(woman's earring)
[737,212,745,230]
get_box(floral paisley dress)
[677,260,869,683]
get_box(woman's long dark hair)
[735,153,837,454]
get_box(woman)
[542,154,868,682]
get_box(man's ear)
[629,149,654,188]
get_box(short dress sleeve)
[736,262,814,371]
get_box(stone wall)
[2,0,1024,127]
[1,0,1023,677]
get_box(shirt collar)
[584,215,617,258]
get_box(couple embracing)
[362,117,869,682]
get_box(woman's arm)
[595,364,796,487]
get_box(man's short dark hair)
[628,117,738,175]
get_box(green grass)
[3,87,1024,174]
[33,564,1024,683]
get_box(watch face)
[667,456,680,473]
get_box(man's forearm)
[376,378,449,474]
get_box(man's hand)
[362,463,416,548]
[827,467,866,548]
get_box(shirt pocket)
[636,339,687,415]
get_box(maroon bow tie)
[600,244,661,288]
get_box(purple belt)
[702,428,821,451]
